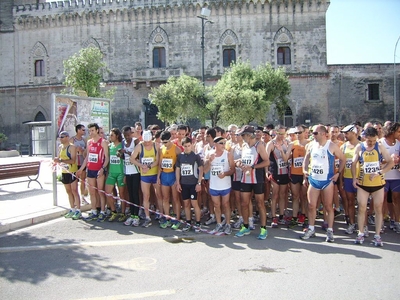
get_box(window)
[277,47,291,65]
[34,59,45,76]
[153,47,166,68]
[368,84,380,101]
[223,49,236,67]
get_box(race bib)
[293,157,303,168]
[311,164,324,175]
[277,158,287,170]
[181,164,194,176]
[242,154,254,166]
[345,159,352,170]
[211,165,223,176]
[110,155,120,165]
[363,161,380,174]
[141,157,154,166]
[161,158,173,170]
[335,159,340,169]
[124,156,132,166]
[88,153,98,163]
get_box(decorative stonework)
[29,41,49,84]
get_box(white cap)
[340,125,357,134]
[287,128,296,134]
[142,130,153,142]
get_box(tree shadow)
[0,232,129,284]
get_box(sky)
[326,0,400,64]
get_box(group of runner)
[55,120,400,246]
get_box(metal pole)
[201,17,205,84]
[394,36,400,122]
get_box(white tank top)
[381,138,400,180]
[210,150,231,191]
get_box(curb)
[0,204,91,234]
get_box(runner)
[204,136,235,234]
[352,127,394,246]
[301,125,345,242]
[235,125,270,239]
[176,137,204,232]
[55,131,81,220]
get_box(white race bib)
[161,158,173,170]
[293,157,304,168]
[88,153,98,163]
[211,165,223,176]
[242,154,254,166]
[345,159,352,170]
[141,157,154,166]
[363,161,380,174]
[181,164,194,176]
[110,155,120,165]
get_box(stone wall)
[0,0,398,147]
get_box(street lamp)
[197,7,213,84]
[394,36,400,122]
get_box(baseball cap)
[142,130,153,142]
[340,125,357,134]
[287,128,296,134]
[236,125,255,135]
[59,131,69,138]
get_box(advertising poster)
[55,95,110,138]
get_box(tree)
[212,61,291,125]
[149,74,206,124]
[63,47,115,99]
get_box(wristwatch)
[197,182,202,186]
[251,164,255,169]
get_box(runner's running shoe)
[142,217,152,228]
[373,235,383,247]
[300,228,316,240]
[72,211,81,220]
[326,229,334,242]
[235,225,251,237]
[64,210,74,218]
[257,228,268,240]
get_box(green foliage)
[212,61,291,125]
[149,74,206,124]
[62,47,115,99]
[0,132,7,143]
[149,61,291,127]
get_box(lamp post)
[197,8,213,84]
[394,36,400,122]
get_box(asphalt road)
[0,215,399,300]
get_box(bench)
[0,161,43,189]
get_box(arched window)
[34,111,46,121]
[277,47,291,65]
[223,49,236,67]
[153,47,166,68]
[35,60,45,77]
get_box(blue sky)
[326,0,400,64]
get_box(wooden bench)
[0,161,43,189]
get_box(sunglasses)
[217,142,225,145]
[295,131,304,134]
[276,132,285,135]
[161,140,170,144]
[59,136,67,138]
[312,132,320,135]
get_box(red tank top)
[87,138,105,171]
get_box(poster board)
[51,94,112,205]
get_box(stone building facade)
[0,0,398,147]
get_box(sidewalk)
[0,156,89,233]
